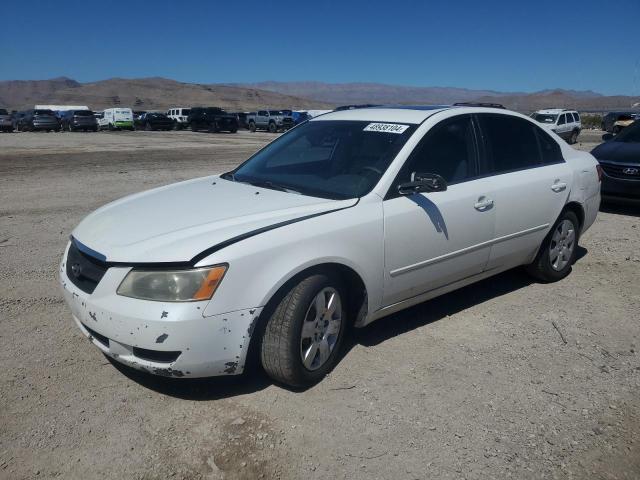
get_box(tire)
[145,122,153,131]
[249,121,256,132]
[526,210,580,282]
[260,272,347,387]
[268,122,277,133]
[569,130,578,144]
[230,127,237,133]
[68,123,74,132]
[191,123,198,132]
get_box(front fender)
[199,197,384,320]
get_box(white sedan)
[59,106,601,387]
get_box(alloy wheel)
[299,287,342,371]
[549,219,575,271]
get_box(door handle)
[474,197,494,211]
[551,181,567,193]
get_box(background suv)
[532,109,581,144]
[61,110,98,132]
[601,111,640,133]
[18,109,60,132]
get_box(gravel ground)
[1,129,639,480]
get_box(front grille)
[132,347,181,363]
[83,323,110,348]
[600,162,640,180]
[283,118,293,126]
[66,242,108,294]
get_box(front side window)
[558,114,566,125]
[477,113,542,174]
[392,115,477,191]
[228,120,417,199]
[258,110,267,116]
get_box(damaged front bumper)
[59,246,261,378]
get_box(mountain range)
[1,77,638,113]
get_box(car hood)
[591,141,640,164]
[72,176,356,264]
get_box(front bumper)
[59,245,261,378]
[601,174,640,199]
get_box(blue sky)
[1,0,638,95]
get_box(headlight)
[117,265,227,302]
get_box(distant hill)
[0,77,333,111]
[1,77,638,113]
[235,81,639,112]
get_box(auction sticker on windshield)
[363,123,410,134]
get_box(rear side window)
[477,114,542,174]
[394,115,477,187]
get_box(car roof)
[311,105,516,124]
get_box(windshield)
[181,109,190,116]
[0,109,7,115]
[227,120,417,200]
[268,110,282,116]
[533,113,558,124]
[613,121,640,143]
[74,110,94,116]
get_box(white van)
[166,107,191,130]
[98,108,134,131]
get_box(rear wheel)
[526,210,579,282]
[260,272,346,387]
[569,130,578,144]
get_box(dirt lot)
[1,129,639,480]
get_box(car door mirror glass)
[398,172,448,195]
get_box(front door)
[383,114,496,306]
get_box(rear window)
[74,110,94,116]
[34,109,54,115]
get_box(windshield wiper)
[247,179,301,194]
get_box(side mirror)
[398,172,448,196]
[602,133,614,141]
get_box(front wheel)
[260,272,346,387]
[526,210,579,282]
[268,122,277,133]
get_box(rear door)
[475,113,571,269]
[382,114,496,306]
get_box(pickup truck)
[247,110,294,133]
[188,107,238,133]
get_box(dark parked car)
[601,112,640,133]
[230,112,249,129]
[61,110,98,132]
[18,109,60,132]
[591,121,640,201]
[0,108,13,132]
[134,112,174,131]
[188,107,238,133]
[292,111,310,125]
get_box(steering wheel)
[359,166,383,176]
